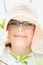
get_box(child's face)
[7,16,36,48]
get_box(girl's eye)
[24,23,32,26]
[10,22,18,25]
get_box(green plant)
[10,52,31,65]
[0,19,6,29]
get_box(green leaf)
[19,52,23,61]
[0,24,2,28]
[22,55,31,61]
[22,61,28,65]
[0,19,6,29]
[10,52,18,61]
[2,19,6,28]
[0,24,4,29]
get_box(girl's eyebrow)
[9,19,29,22]
[8,19,27,24]
[9,19,19,22]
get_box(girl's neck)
[10,44,32,56]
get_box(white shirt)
[0,47,43,65]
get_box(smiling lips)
[14,35,27,37]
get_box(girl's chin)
[14,41,25,45]
[12,40,26,45]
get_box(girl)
[0,0,43,65]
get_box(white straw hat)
[4,0,43,54]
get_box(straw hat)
[4,0,43,54]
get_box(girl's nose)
[17,25,24,32]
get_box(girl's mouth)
[14,35,27,37]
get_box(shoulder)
[27,52,43,65]
[32,53,43,65]
[0,47,16,65]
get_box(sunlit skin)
[7,16,35,56]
